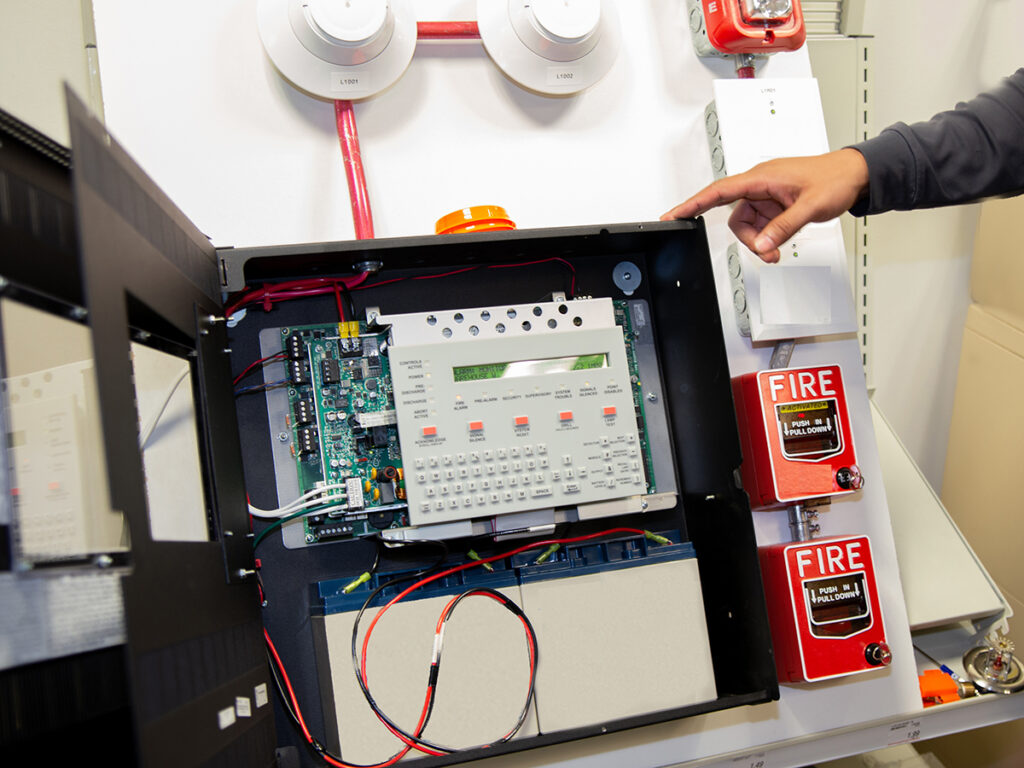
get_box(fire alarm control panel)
[3,66,902,768]
[378,298,650,526]
[760,535,890,682]
[733,365,863,509]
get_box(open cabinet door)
[66,89,275,767]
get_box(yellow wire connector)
[342,572,372,594]
[466,549,494,572]
[644,530,672,546]
[535,544,560,564]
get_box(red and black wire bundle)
[224,257,578,323]
[348,585,538,759]
[265,528,647,767]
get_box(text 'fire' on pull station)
[732,364,863,509]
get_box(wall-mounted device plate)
[705,78,855,341]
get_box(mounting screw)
[647,392,658,402]
[94,554,114,568]
[354,259,383,274]
[277,431,289,442]
[640,498,649,510]
[305,533,315,544]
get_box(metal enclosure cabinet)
[2,92,778,766]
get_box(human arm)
[660,149,868,263]
[662,68,1024,262]
[851,68,1024,215]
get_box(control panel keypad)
[410,440,645,515]
[387,317,649,525]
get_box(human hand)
[660,148,869,263]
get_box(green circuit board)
[282,323,408,543]
[614,301,657,494]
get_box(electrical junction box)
[705,78,856,341]
[733,365,863,509]
[687,0,806,58]
[759,535,890,683]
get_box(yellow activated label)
[778,400,830,414]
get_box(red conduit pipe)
[416,21,480,39]
[736,66,755,78]
[334,99,375,240]
[334,22,481,240]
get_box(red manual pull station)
[759,535,890,683]
[732,365,862,509]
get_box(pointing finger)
[661,174,767,220]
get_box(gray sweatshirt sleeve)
[849,68,1024,216]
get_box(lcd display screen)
[453,353,608,383]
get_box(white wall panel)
[90,2,924,765]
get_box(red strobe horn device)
[689,0,806,57]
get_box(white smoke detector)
[477,0,620,96]
[257,0,417,100]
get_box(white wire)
[247,483,351,518]
[247,495,347,519]
[138,366,191,449]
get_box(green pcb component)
[282,323,408,543]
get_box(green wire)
[253,505,334,550]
